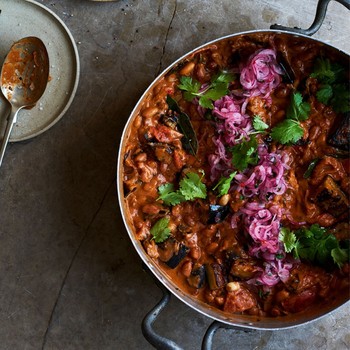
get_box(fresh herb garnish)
[179,171,207,200]
[178,71,235,109]
[316,84,333,105]
[230,136,259,171]
[279,224,349,268]
[166,95,198,155]
[213,171,237,196]
[311,57,344,84]
[311,57,349,113]
[286,92,311,121]
[271,92,310,144]
[157,183,186,206]
[252,115,269,132]
[150,217,171,243]
[158,171,207,206]
[328,84,350,113]
[271,119,304,144]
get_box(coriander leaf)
[271,119,304,144]
[253,115,269,132]
[198,96,214,109]
[212,71,235,84]
[158,172,207,206]
[178,76,201,97]
[178,71,234,109]
[204,83,229,101]
[310,57,344,85]
[271,92,310,145]
[286,92,311,121]
[308,224,327,239]
[158,183,186,206]
[230,136,259,171]
[183,91,197,102]
[311,57,349,113]
[279,227,298,255]
[331,246,349,268]
[298,101,311,121]
[213,171,237,196]
[280,224,350,268]
[331,84,350,113]
[316,84,333,105]
[316,235,339,266]
[150,217,171,243]
[296,226,337,266]
[179,172,207,200]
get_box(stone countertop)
[0,0,349,349]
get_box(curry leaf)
[166,95,198,155]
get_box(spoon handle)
[0,106,20,167]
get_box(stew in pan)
[122,32,349,317]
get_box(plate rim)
[2,0,81,142]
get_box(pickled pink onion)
[209,95,252,182]
[232,202,293,287]
[240,48,283,101]
[203,47,293,287]
[235,144,290,200]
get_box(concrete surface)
[0,0,349,349]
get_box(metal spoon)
[0,36,49,166]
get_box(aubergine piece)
[157,238,189,269]
[224,250,240,267]
[315,175,350,217]
[224,246,250,271]
[205,263,227,290]
[229,258,260,280]
[207,204,230,224]
[147,142,174,164]
[166,244,189,268]
[328,112,350,151]
[159,111,179,129]
[187,264,206,289]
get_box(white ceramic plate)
[0,0,80,142]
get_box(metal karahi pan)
[117,0,349,347]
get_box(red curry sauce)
[122,33,349,317]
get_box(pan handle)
[270,0,350,36]
[201,321,253,350]
[141,263,183,350]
